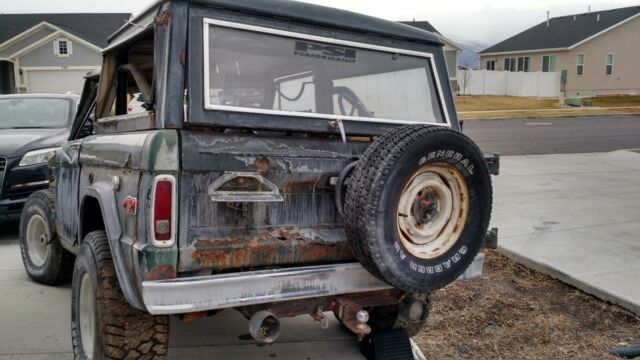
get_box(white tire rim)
[26,214,50,267]
[397,164,469,259]
[79,272,97,358]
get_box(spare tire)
[344,125,492,292]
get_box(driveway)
[493,150,640,314]
[0,218,365,359]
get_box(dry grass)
[455,95,640,119]
[414,251,640,359]
[591,95,640,108]
[455,96,560,112]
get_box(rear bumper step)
[142,256,487,315]
[142,263,391,315]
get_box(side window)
[576,54,585,76]
[542,56,557,72]
[53,38,73,57]
[96,35,155,120]
[605,54,614,76]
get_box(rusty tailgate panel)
[178,131,370,273]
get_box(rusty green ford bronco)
[18,0,498,358]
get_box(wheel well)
[80,196,105,242]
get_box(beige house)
[479,6,640,97]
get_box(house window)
[542,55,557,72]
[486,60,496,71]
[504,57,528,72]
[577,54,585,76]
[517,57,530,72]
[605,54,614,75]
[504,58,517,72]
[53,38,73,57]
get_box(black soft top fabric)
[115,0,443,46]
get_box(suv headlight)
[19,148,59,167]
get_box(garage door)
[27,69,92,94]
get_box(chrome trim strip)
[201,18,451,127]
[142,263,393,315]
[208,172,284,203]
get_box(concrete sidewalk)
[493,150,640,314]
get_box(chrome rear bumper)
[142,263,391,315]
[142,256,486,315]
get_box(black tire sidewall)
[373,132,492,291]
[19,194,62,283]
[71,237,104,360]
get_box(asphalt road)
[464,114,640,156]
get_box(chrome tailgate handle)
[208,172,284,202]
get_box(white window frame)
[53,38,72,57]
[576,53,585,76]
[201,18,451,127]
[605,53,614,76]
[486,59,496,71]
[542,55,557,72]
[517,57,530,72]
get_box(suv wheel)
[71,230,169,359]
[344,125,493,292]
[19,189,74,285]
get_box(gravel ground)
[415,251,640,359]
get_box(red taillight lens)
[153,180,173,241]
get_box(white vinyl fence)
[457,70,561,98]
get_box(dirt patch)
[414,251,640,359]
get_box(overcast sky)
[1,0,638,44]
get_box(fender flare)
[81,181,145,310]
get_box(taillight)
[152,175,176,247]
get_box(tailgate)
[177,131,369,273]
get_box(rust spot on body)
[145,264,177,281]
[156,10,172,26]
[255,157,271,175]
[124,153,133,168]
[188,229,354,271]
[282,180,318,192]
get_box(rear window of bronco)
[203,19,447,125]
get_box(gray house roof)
[480,6,640,54]
[0,13,131,48]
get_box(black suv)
[0,94,79,215]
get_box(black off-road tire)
[344,125,492,292]
[71,230,169,359]
[19,189,74,285]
